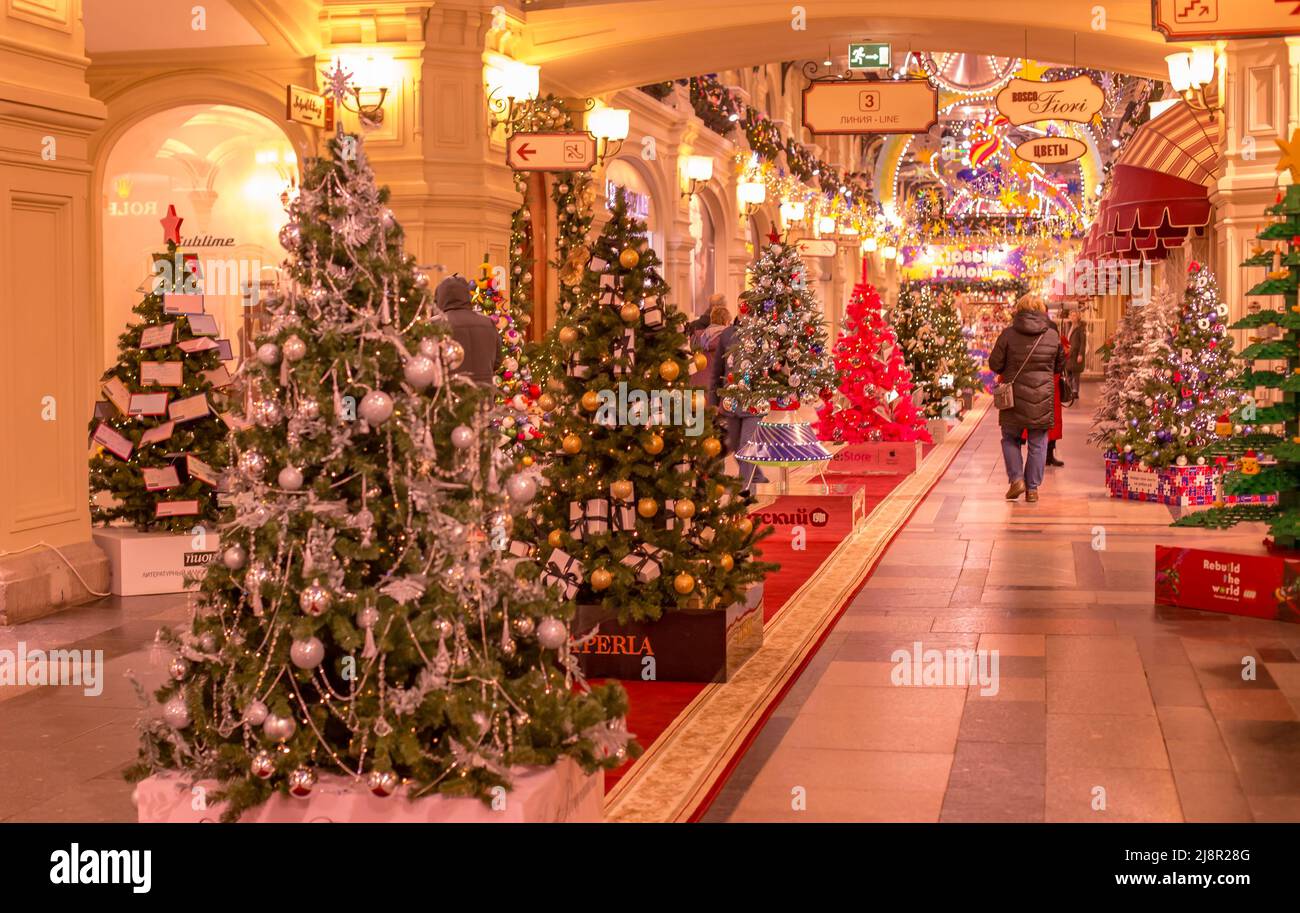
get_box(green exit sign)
[848,42,891,69]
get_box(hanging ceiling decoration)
[917,52,1020,94]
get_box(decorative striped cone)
[736,411,833,466]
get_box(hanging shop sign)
[847,42,891,69]
[1013,136,1089,165]
[506,132,596,172]
[1152,0,1300,41]
[899,244,1025,283]
[795,239,839,258]
[285,85,334,130]
[995,75,1104,127]
[801,79,938,135]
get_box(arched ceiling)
[516,0,1172,93]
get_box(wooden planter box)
[572,582,763,683]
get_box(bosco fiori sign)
[899,244,1024,283]
[1014,135,1088,165]
[801,79,938,135]
[995,75,1104,126]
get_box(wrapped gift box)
[135,759,602,822]
[748,484,867,543]
[1103,452,1280,508]
[572,582,763,682]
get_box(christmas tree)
[720,234,837,413]
[1097,285,1179,457]
[1175,161,1300,545]
[892,283,977,418]
[88,206,231,532]
[815,267,931,443]
[1089,294,1149,446]
[1110,264,1237,468]
[530,188,774,623]
[127,111,633,819]
[471,255,541,449]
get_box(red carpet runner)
[603,468,925,793]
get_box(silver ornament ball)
[237,450,268,479]
[263,713,297,742]
[299,583,332,617]
[168,657,190,681]
[256,342,280,366]
[359,390,395,426]
[244,700,269,726]
[290,636,325,669]
[278,222,301,250]
[277,466,304,491]
[250,750,276,779]
[442,338,466,370]
[367,769,399,797]
[450,425,475,449]
[288,766,317,798]
[537,617,567,650]
[282,335,307,362]
[403,354,439,391]
[221,544,247,570]
[506,473,537,504]
[511,616,536,638]
[162,696,191,729]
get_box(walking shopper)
[989,295,1065,502]
[691,295,731,405]
[711,315,767,486]
[435,275,501,387]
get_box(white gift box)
[90,526,221,596]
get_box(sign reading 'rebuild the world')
[801,79,938,135]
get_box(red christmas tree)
[815,268,932,443]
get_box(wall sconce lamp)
[861,237,878,254]
[816,215,837,236]
[485,55,541,133]
[336,55,395,128]
[779,199,806,225]
[881,245,898,261]
[737,179,767,216]
[587,105,630,164]
[1165,46,1220,120]
[682,155,713,198]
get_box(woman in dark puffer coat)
[988,295,1066,502]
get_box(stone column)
[0,2,110,621]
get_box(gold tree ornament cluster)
[88,205,231,531]
[126,119,634,820]
[530,188,775,623]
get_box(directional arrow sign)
[506,132,597,172]
[848,42,891,69]
[796,239,839,258]
[1152,0,1300,41]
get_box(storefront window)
[100,104,297,369]
[604,159,658,259]
[689,193,716,315]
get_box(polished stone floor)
[705,385,1300,822]
[5,384,1300,822]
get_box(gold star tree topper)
[1277,128,1300,183]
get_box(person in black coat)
[709,316,767,486]
[435,275,501,387]
[988,295,1065,502]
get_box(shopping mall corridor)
[703,385,1300,823]
[3,386,1300,822]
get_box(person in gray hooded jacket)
[988,295,1065,503]
[434,274,501,387]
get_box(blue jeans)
[1001,426,1047,490]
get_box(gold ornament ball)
[644,433,664,455]
[562,434,583,454]
[558,326,579,346]
[713,483,727,498]
[659,360,681,382]
[590,568,613,591]
[673,572,696,595]
[674,498,696,519]
[619,247,640,269]
[719,553,735,572]
[737,517,754,536]
[521,455,534,467]
[610,479,634,501]
[547,529,565,548]
[580,390,601,411]
[637,497,659,518]
[693,352,709,372]
[620,303,641,323]
[702,437,722,458]
[537,393,557,412]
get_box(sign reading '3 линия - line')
[801,79,938,136]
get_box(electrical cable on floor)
[0,541,111,598]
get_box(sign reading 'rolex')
[995,75,1104,127]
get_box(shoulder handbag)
[993,333,1044,410]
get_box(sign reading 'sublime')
[802,79,938,135]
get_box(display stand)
[1155,544,1300,624]
[1105,452,1278,508]
[90,526,220,596]
[136,758,603,822]
[825,440,923,476]
[736,406,831,494]
[572,582,763,683]
[748,480,868,543]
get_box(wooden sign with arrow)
[506,132,596,171]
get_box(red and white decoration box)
[1103,453,1278,508]
[1155,545,1300,624]
[136,759,602,822]
[91,527,221,597]
[827,440,923,476]
[748,485,867,543]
